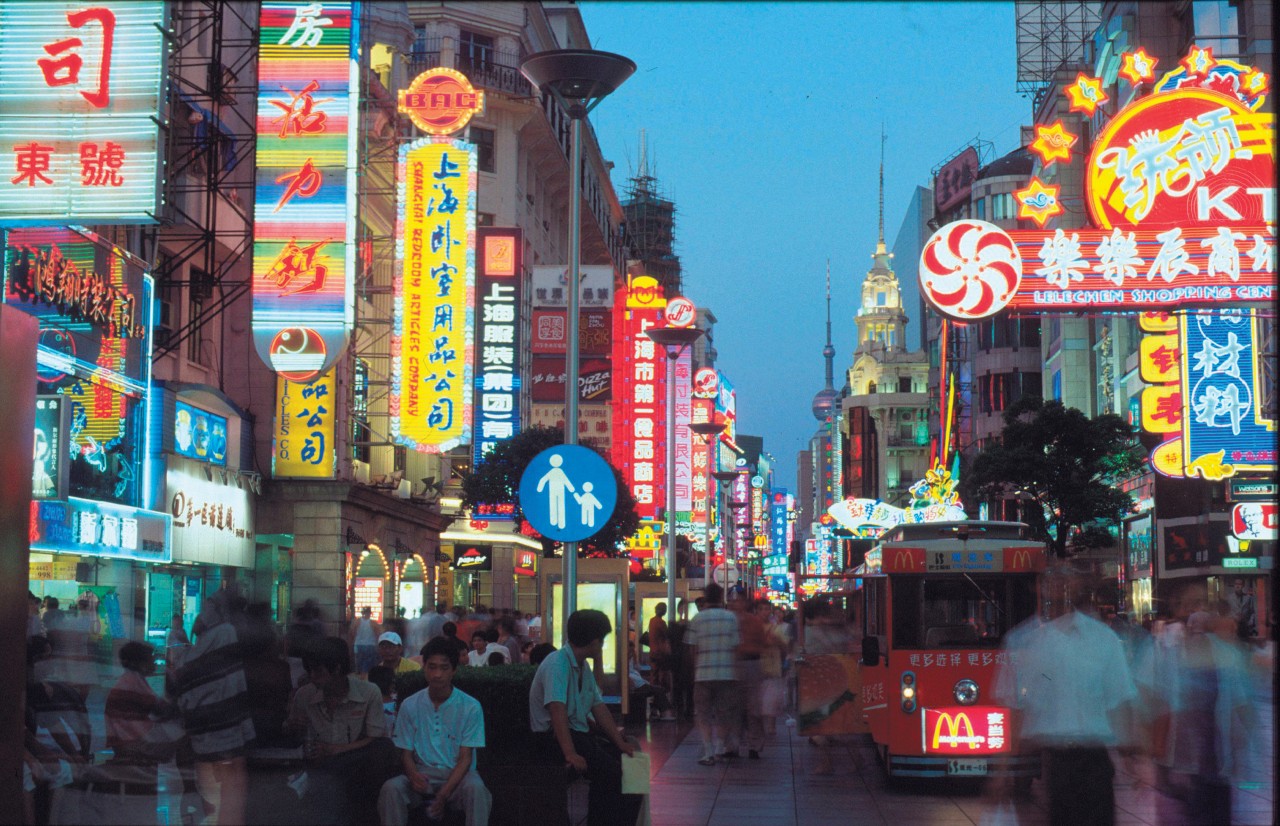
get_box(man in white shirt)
[378,638,491,826]
[422,602,449,644]
[994,569,1138,826]
[530,610,640,826]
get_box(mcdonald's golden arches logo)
[931,712,981,750]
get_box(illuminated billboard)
[273,369,337,478]
[252,2,359,379]
[392,137,477,453]
[612,275,665,520]
[174,401,228,466]
[0,1,167,225]
[473,228,522,464]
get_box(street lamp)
[519,50,634,631]
[645,324,704,624]
[711,470,739,590]
[690,419,726,587]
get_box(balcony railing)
[405,49,532,99]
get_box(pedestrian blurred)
[422,601,449,643]
[379,637,491,826]
[297,599,326,636]
[993,568,1138,826]
[287,636,397,824]
[349,606,380,675]
[628,657,676,721]
[497,615,522,664]
[688,582,742,765]
[530,609,641,826]
[1227,579,1256,640]
[366,665,398,733]
[731,596,768,759]
[439,622,471,661]
[25,635,88,822]
[377,631,423,675]
[528,642,555,665]
[241,606,294,748]
[646,603,672,693]
[668,599,693,720]
[40,596,64,631]
[467,628,510,666]
[28,591,44,639]
[404,606,430,657]
[527,611,543,642]
[170,586,254,826]
[758,602,787,738]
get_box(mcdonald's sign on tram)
[922,707,1010,755]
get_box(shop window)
[471,126,496,173]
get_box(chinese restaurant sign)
[0,1,167,225]
[612,275,666,520]
[473,227,522,464]
[273,369,336,478]
[252,2,359,379]
[392,137,477,453]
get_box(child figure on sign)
[573,483,604,528]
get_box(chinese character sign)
[273,369,337,478]
[612,275,666,520]
[674,348,693,518]
[1180,309,1274,478]
[473,227,522,465]
[393,138,477,452]
[0,1,166,225]
[253,2,358,379]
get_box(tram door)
[794,575,868,736]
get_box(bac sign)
[1232,502,1277,540]
[398,68,484,136]
[922,706,1010,755]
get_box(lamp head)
[519,49,636,107]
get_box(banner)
[273,369,336,478]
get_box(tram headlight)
[900,670,917,713]
[953,679,979,706]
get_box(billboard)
[530,356,611,403]
[273,369,337,478]
[252,2,359,379]
[529,403,611,452]
[174,401,228,466]
[933,146,979,215]
[674,349,693,517]
[530,308,612,354]
[33,396,70,500]
[473,227,522,464]
[612,275,666,520]
[0,1,167,225]
[530,265,614,308]
[392,137,477,452]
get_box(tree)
[963,396,1145,558]
[459,426,639,557]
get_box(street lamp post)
[645,325,704,624]
[711,470,738,589]
[519,50,634,635]
[690,420,727,587]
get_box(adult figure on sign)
[519,445,618,543]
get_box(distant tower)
[811,261,840,421]
[623,129,682,294]
[856,129,908,355]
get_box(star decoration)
[1014,178,1063,227]
[1181,45,1216,78]
[1029,121,1079,167]
[1242,68,1270,96]
[1119,49,1158,85]
[1065,73,1109,115]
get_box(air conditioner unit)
[395,478,412,499]
[352,459,371,485]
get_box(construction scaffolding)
[622,133,682,295]
[1015,1,1103,111]
[142,0,258,361]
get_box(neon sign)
[252,2,359,379]
[612,275,666,520]
[392,137,477,453]
[398,68,484,136]
[273,369,337,478]
[473,227,522,464]
[922,707,1010,755]
[0,1,166,226]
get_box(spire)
[638,128,648,179]
[812,260,839,420]
[878,125,886,246]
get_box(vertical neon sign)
[613,275,666,520]
[473,227,522,463]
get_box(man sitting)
[378,638,491,826]
[530,609,642,826]
[377,632,422,675]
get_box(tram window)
[865,578,887,636]
[892,575,1038,648]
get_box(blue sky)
[579,2,1032,490]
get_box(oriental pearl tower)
[811,261,840,421]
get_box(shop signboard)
[252,2,359,378]
[392,137,477,453]
[529,356,611,403]
[1229,478,1278,500]
[529,403,611,452]
[933,146,980,215]
[674,348,692,516]
[273,369,336,478]
[612,275,666,520]
[0,1,167,225]
[174,401,228,466]
[398,67,483,135]
[452,544,492,571]
[352,576,383,623]
[166,456,254,567]
[472,227,522,464]
[1161,518,1237,572]
[530,265,614,308]
[31,497,170,563]
[1232,502,1277,540]
[33,395,69,500]
[514,549,538,577]
[771,491,789,557]
[530,309,612,355]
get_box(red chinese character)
[1151,391,1183,425]
[36,7,115,109]
[79,141,125,186]
[269,79,331,138]
[1148,344,1181,375]
[274,158,322,212]
[11,142,55,186]
[263,239,330,295]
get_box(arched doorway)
[398,554,428,619]
[350,544,390,623]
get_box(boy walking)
[378,638,491,826]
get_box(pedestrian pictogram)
[519,445,618,542]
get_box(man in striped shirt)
[686,583,742,765]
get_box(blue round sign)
[518,444,618,542]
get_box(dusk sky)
[579,2,1032,491]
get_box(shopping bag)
[621,751,651,795]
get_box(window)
[877,291,886,306]
[186,268,213,362]
[898,376,913,393]
[458,30,494,72]
[868,381,877,394]
[471,126,496,173]
[975,198,986,220]
[1193,0,1242,60]
[352,359,370,463]
[1052,371,1062,401]
[477,212,495,227]
[891,575,1038,648]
